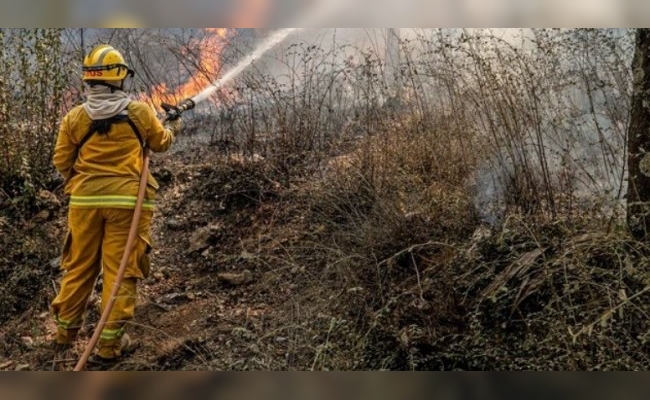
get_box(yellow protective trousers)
[51,207,152,357]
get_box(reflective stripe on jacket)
[53,101,174,209]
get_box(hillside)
[1,129,649,371]
[1,28,648,371]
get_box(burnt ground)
[1,136,357,371]
[2,133,650,371]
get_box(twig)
[410,252,424,302]
[311,317,336,371]
[377,240,458,268]
[568,285,650,344]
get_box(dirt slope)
[2,134,649,371]
[1,138,314,371]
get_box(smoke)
[110,27,633,225]
[214,28,632,226]
[467,36,631,226]
[458,29,632,224]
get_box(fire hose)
[74,98,195,371]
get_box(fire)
[139,28,233,111]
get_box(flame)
[139,28,233,111]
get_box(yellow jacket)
[53,101,174,210]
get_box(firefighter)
[50,44,181,363]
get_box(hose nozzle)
[161,98,196,121]
[177,98,196,113]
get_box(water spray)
[159,28,299,121]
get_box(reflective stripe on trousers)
[70,195,155,210]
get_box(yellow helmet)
[82,44,134,82]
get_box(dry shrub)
[153,127,650,370]
[292,120,480,368]
[314,117,477,251]
[288,113,649,370]
[0,216,61,328]
[368,213,650,370]
[0,32,71,330]
[0,29,70,218]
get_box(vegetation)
[1,28,648,370]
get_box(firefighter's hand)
[164,117,182,135]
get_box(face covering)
[83,84,131,120]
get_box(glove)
[164,117,182,136]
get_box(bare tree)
[627,29,650,240]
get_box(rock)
[187,223,223,254]
[218,269,253,286]
[290,265,305,274]
[20,336,34,347]
[166,219,185,230]
[154,168,173,185]
[49,257,62,271]
[159,292,188,304]
[38,190,61,208]
[34,209,50,222]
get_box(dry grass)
[229,111,650,370]
[2,29,647,370]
